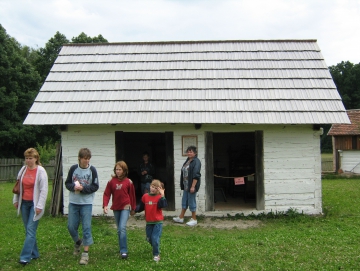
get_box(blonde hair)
[24,148,41,165]
[112,161,128,180]
[151,179,161,188]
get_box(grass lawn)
[321,153,333,160]
[1,179,360,270]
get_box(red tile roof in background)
[328,110,360,135]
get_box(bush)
[36,142,57,164]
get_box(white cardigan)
[13,165,49,221]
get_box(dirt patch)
[127,216,261,229]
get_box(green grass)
[321,153,333,160]
[1,179,360,270]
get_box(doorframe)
[115,131,175,210]
[255,130,265,210]
[206,130,265,211]
[205,131,214,211]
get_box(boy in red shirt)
[140,180,167,262]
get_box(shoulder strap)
[19,166,26,178]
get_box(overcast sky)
[1,0,359,66]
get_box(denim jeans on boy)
[146,223,163,256]
[113,209,130,254]
[181,190,197,212]
[67,203,94,246]
[20,200,40,262]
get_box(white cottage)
[24,40,349,216]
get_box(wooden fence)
[321,158,334,172]
[0,158,56,181]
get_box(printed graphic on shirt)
[146,200,157,206]
[116,184,123,190]
[72,167,93,186]
[182,161,191,191]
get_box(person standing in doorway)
[13,148,48,265]
[65,148,99,265]
[138,152,156,194]
[173,146,201,226]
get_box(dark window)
[352,136,357,149]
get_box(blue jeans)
[181,190,197,212]
[67,203,94,246]
[141,182,151,194]
[113,209,130,253]
[146,223,163,256]
[20,200,40,262]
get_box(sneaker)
[73,239,82,255]
[186,218,197,226]
[153,255,160,262]
[173,216,184,223]
[79,252,89,265]
[18,260,29,266]
[121,253,128,259]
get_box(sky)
[0,0,360,66]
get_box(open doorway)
[212,132,256,211]
[115,131,175,210]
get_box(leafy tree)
[71,32,108,43]
[320,124,332,153]
[0,28,107,160]
[20,45,39,66]
[33,31,108,85]
[329,61,360,110]
[321,61,360,153]
[0,24,42,157]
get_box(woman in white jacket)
[13,148,48,265]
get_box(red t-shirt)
[22,167,37,200]
[142,193,164,223]
[103,177,136,211]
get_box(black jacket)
[180,156,201,192]
[138,162,156,183]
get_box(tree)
[71,32,108,43]
[0,24,43,157]
[329,61,360,110]
[320,124,332,153]
[0,28,110,158]
[20,45,39,66]
[320,61,360,153]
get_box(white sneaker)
[153,255,160,262]
[79,252,89,265]
[173,217,184,223]
[186,218,197,226]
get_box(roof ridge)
[63,39,318,47]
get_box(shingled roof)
[24,39,350,125]
[328,109,360,135]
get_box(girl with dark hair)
[173,145,201,226]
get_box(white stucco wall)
[263,125,322,214]
[61,124,322,216]
[62,124,207,215]
[339,150,360,174]
[62,126,115,215]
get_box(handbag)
[12,167,26,194]
[12,179,20,194]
